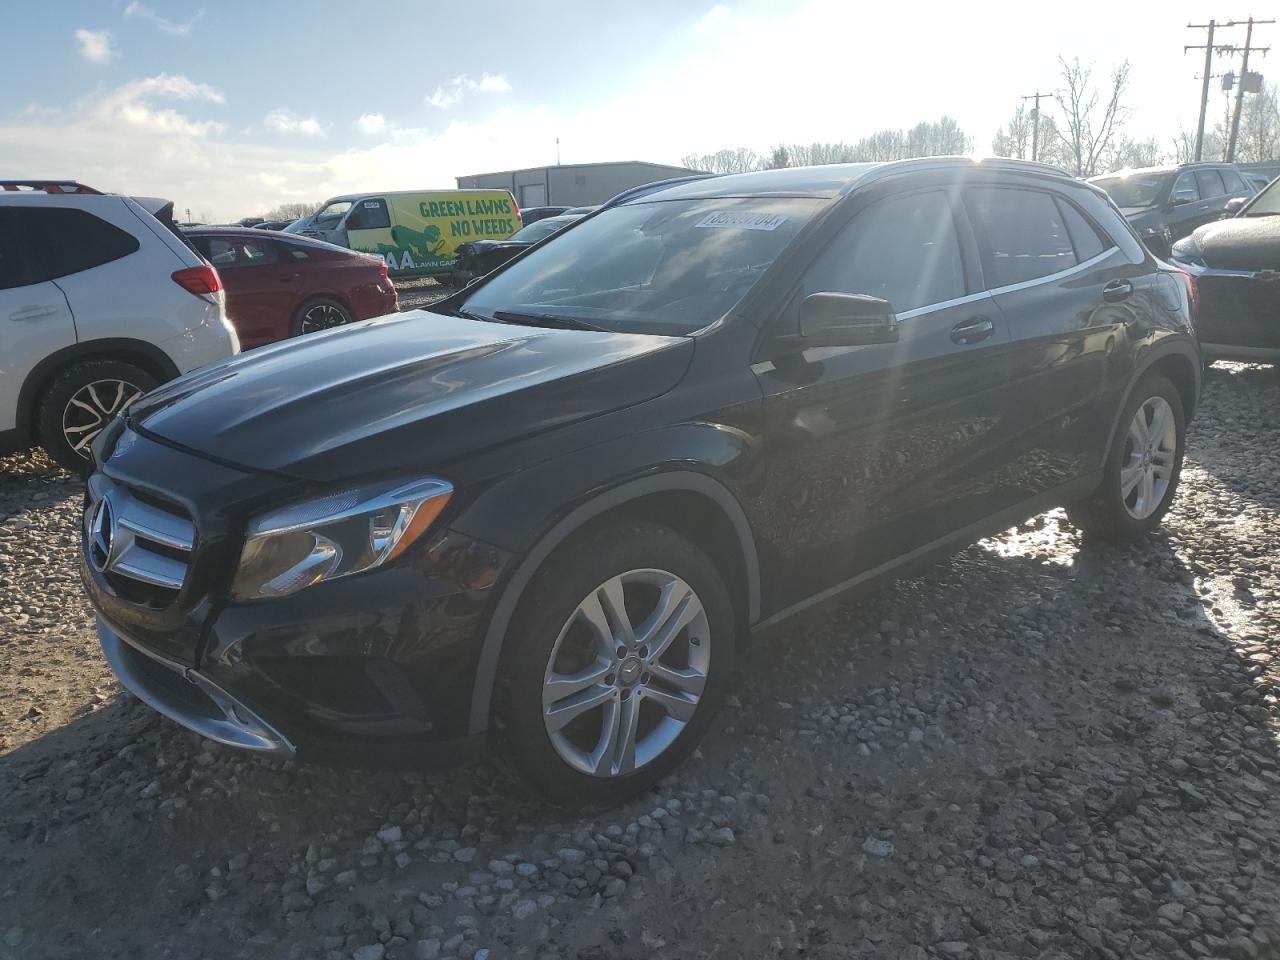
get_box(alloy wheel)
[541,568,711,778]
[299,303,349,334]
[1120,395,1177,520]
[62,379,142,459]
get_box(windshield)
[1245,177,1280,216]
[1093,173,1169,209]
[313,200,353,226]
[510,218,572,243]
[460,197,823,335]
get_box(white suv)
[0,182,239,471]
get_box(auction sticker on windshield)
[695,211,789,231]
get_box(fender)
[1101,335,1201,457]
[465,470,761,735]
[12,338,180,446]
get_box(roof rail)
[0,180,103,195]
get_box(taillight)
[172,264,223,298]
[513,197,521,223]
[1180,269,1200,322]
[377,259,389,281]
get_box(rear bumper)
[99,617,295,756]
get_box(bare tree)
[1053,56,1131,177]
[905,116,971,156]
[1101,136,1165,171]
[262,201,322,221]
[762,145,790,169]
[991,103,1060,163]
[681,148,760,174]
[1232,81,1280,163]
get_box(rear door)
[192,235,300,348]
[754,182,1016,603]
[0,205,77,433]
[964,181,1152,497]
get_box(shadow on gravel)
[3,510,1279,957]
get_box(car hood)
[129,311,693,481]
[1187,216,1280,271]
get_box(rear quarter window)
[26,207,140,280]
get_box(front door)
[753,184,1015,608]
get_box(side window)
[1195,169,1226,200]
[1172,172,1200,204]
[346,198,390,231]
[0,209,31,290]
[966,187,1076,287]
[27,208,140,279]
[1220,168,1247,194]
[203,237,280,268]
[800,190,965,313]
[1055,198,1106,262]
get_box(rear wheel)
[1067,372,1186,542]
[36,359,156,473]
[291,297,352,336]
[495,521,735,808]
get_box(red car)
[185,228,398,349]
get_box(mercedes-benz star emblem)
[89,496,114,572]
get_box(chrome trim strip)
[98,618,295,756]
[896,290,993,321]
[115,496,195,551]
[983,246,1119,297]
[1175,260,1275,280]
[112,543,187,589]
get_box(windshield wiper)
[493,310,605,332]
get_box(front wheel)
[1067,372,1186,542]
[495,521,735,808]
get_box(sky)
[0,0,1262,221]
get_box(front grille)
[85,475,195,606]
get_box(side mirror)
[798,292,899,347]
[1222,196,1249,217]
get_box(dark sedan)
[517,206,568,225]
[448,214,580,287]
[1171,176,1280,363]
[187,228,398,349]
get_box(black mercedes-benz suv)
[82,158,1201,807]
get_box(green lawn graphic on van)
[347,192,518,278]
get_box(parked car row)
[80,157,1202,807]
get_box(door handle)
[950,315,994,345]
[1103,279,1133,303]
[9,305,57,322]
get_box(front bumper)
[99,618,295,755]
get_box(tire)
[1067,372,1186,542]
[291,297,352,337]
[494,520,736,808]
[36,359,157,474]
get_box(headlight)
[230,478,453,600]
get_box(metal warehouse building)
[455,160,703,208]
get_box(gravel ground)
[2,362,1279,960]
[395,278,455,313]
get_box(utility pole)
[1021,92,1051,161]
[1224,17,1273,162]
[555,137,561,165]
[1186,21,1218,161]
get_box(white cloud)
[75,29,116,64]
[426,74,511,109]
[355,112,387,135]
[124,2,204,36]
[97,74,225,136]
[264,109,326,138]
